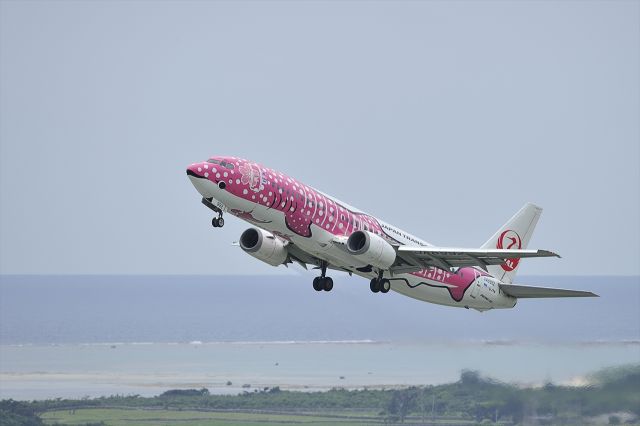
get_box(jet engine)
[239,227,288,267]
[346,230,396,270]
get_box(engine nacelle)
[239,228,288,267]
[346,230,396,270]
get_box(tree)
[0,400,44,426]
[385,388,419,423]
[460,370,482,385]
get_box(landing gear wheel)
[312,261,333,293]
[380,279,391,293]
[323,277,334,292]
[211,216,224,228]
[313,277,323,291]
[370,278,381,293]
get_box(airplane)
[187,156,597,311]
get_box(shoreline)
[1,341,638,401]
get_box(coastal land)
[2,364,638,426]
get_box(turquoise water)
[0,275,638,400]
[1,275,638,344]
[1,341,638,400]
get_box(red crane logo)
[497,229,522,272]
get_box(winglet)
[538,249,561,258]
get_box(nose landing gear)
[202,198,225,228]
[211,216,224,228]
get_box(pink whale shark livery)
[187,156,597,311]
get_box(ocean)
[0,275,638,400]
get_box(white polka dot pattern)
[205,157,391,239]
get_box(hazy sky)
[1,1,638,275]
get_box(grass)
[40,407,387,426]
[40,408,483,425]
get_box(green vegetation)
[1,365,638,426]
[0,400,45,426]
[40,408,385,426]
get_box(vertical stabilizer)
[481,203,543,283]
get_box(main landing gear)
[202,198,225,228]
[370,272,391,294]
[312,261,334,292]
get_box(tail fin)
[481,203,543,283]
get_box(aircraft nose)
[186,162,215,198]
[186,163,204,178]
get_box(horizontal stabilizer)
[397,246,559,270]
[500,283,598,298]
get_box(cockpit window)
[207,158,234,169]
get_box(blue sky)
[1,1,638,275]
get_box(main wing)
[396,246,560,271]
